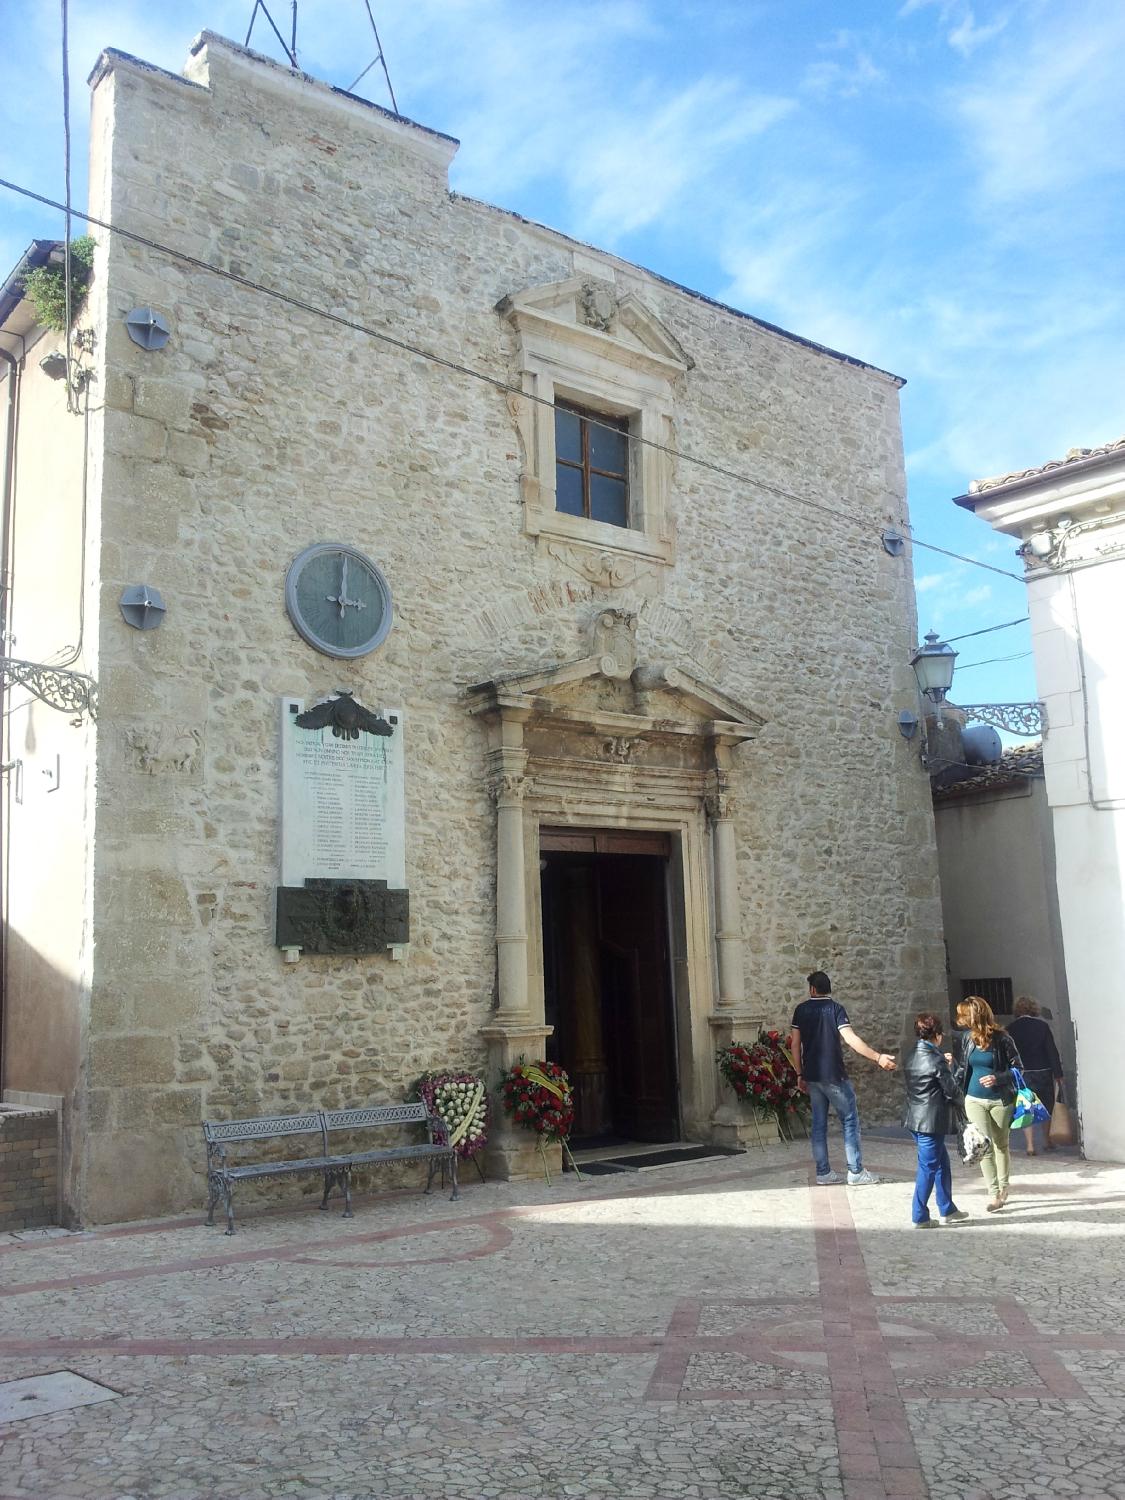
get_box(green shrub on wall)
[20,237,96,332]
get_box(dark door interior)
[541,831,679,1145]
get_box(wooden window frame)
[554,402,630,528]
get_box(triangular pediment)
[467,656,763,736]
[498,277,692,373]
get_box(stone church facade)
[0,34,944,1223]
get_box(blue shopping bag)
[1010,1067,1051,1130]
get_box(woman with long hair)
[953,996,1023,1211]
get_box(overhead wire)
[0,174,1027,589]
[949,651,1032,673]
[945,615,1029,644]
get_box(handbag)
[1049,1083,1075,1147]
[958,1118,992,1165]
[1010,1067,1051,1130]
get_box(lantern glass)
[910,631,957,702]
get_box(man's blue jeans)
[807,1079,862,1177]
[910,1131,955,1223]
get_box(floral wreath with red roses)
[497,1059,581,1183]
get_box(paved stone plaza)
[1,1139,1123,1500]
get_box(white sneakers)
[815,1168,881,1186]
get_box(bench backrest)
[322,1102,434,1135]
[203,1103,444,1159]
[203,1113,323,1147]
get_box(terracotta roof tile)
[932,742,1043,801]
[970,437,1125,495]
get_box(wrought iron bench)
[202,1102,456,1235]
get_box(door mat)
[567,1145,743,1174]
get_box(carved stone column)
[491,752,531,1022]
[480,709,556,1179]
[706,770,745,1016]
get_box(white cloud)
[803,32,885,99]
[947,11,1010,56]
[915,572,953,593]
[955,6,1125,204]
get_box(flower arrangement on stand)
[716,1029,809,1145]
[497,1059,581,1184]
[413,1070,489,1182]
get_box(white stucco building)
[956,438,1125,1162]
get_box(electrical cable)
[945,615,1029,644]
[949,651,1032,673]
[906,535,1023,582]
[0,174,1026,587]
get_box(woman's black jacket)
[902,1040,964,1135]
[951,1028,1022,1105]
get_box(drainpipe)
[0,345,18,1093]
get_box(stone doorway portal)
[540,828,679,1145]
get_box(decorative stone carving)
[489,772,529,803]
[591,608,638,678]
[546,541,659,589]
[596,736,645,764]
[579,280,617,332]
[704,772,738,822]
[122,725,202,775]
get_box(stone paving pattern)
[1,1140,1124,1498]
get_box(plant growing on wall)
[20,237,95,332]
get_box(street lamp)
[910,630,957,723]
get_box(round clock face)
[285,543,393,659]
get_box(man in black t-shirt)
[789,971,896,1186]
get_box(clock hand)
[339,556,348,619]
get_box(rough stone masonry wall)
[0,1109,59,1232]
[77,36,944,1222]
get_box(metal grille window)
[960,977,1014,1015]
[554,402,630,528]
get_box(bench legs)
[449,1151,460,1202]
[320,1167,354,1217]
[206,1173,235,1233]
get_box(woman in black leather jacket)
[903,1012,968,1228]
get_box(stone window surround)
[500,280,690,570]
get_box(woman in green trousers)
[953,996,1023,1211]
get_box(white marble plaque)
[280,696,406,888]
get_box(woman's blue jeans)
[807,1080,862,1176]
[911,1131,955,1223]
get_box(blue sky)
[3,0,1124,717]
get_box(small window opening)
[554,402,630,528]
